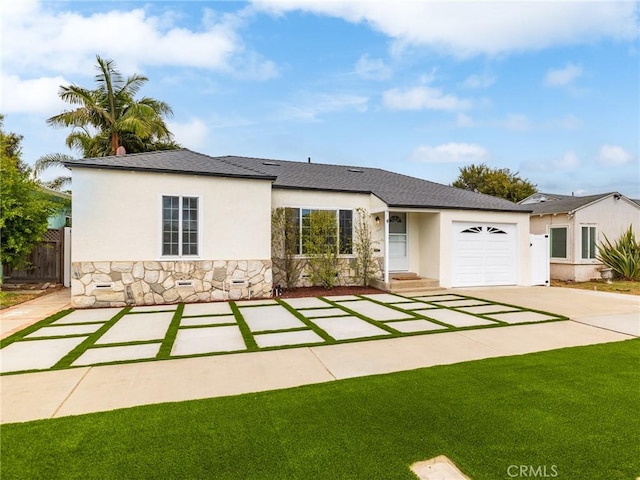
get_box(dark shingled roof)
[64,149,277,181]
[526,192,614,215]
[65,149,531,213]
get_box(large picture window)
[285,207,353,255]
[549,226,567,259]
[581,226,597,259]
[162,195,199,256]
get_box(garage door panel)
[452,222,517,287]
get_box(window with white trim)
[549,226,567,259]
[162,195,199,256]
[285,207,353,255]
[581,226,597,259]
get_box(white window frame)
[580,225,598,261]
[283,206,354,257]
[159,193,202,259]
[549,225,569,260]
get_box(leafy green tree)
[0,117,56,272]
[37,55,180,189]
[451,163,537,203]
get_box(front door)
[389,213,409,271]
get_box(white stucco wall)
[72,168,273,262]
[438,210,532,288]
[417,213,440,280]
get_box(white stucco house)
[65,149,534,308]
[520,192,640,281]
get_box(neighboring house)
[43,187,72,228]
[65,149,534,308]
[520,192,640,281]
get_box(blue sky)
[2,0,639,197]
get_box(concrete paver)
[342,300,414,321]
[360,293,408,303]
[282,297,331,309]
[129,305,177,313]
[241,305,305,331]
[0,336,87,373]
[412,294,464,302]
[312,316,391,340]
[431,299,489,308]
[181,302,231,316]
[73,343,161,366]
[422,309,498,327]
[398,303,439,310]
[254,330,324,348]
[54,307,122,324]
[385,319,447,333]
[180,315,235,326]
[301,308,349,318]
[26,323,103,337]
[95,313,173,344]
[171,326,246,355]
[458,304,520,315]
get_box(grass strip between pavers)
[229,301,258,350]
[275,299,336,342]
[0,309,73,348]
[53,307,131,369]
[157,304,185,359]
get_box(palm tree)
[47,55,176,156]
[37,55,180,189]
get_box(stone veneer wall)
[272,257,384,289]
[71,260,272,308]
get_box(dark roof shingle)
[65,149,531,213]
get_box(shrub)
[596,225,640,280]
[304,210,340,289]
[353,208,378,286]
[271,208,303,290]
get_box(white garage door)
[452,222,517,287]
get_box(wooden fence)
[3,229,65,283]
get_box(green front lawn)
[2,339,639,479]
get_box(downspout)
[384,209,390,283]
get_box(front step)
[371,274,443,294]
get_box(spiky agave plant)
[596,226,640,280]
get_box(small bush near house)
[271,207,303,290]
[353,208,378,287]
[304,210,341,289]
[597,225,640,280]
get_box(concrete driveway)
[1,286,637,424]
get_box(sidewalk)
[0,288,71,339]
[0,286,638,424]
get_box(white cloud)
[354,54,392,80]
[0,73,68,115]
[544,63,583,87]
[280,93,369,121]
[383,86,471,111]
[253,1,638,57]
[462,73,496,89]
[554,151,580,169]
[1,1,274,78]
[167,118,209,149]
[596,145,634,165]
[410,143,488,163]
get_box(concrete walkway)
[1,287,637,424]
[0,288,71,339]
